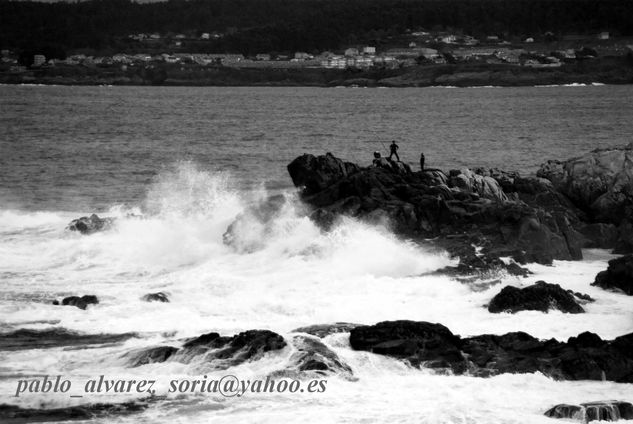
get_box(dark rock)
[0,401,148,423]
[287,153,360,195]
[292,322,361,338]
[177,329,286,369]
[349,320,465,371]
[545,401,633,422]
[0,328,136,351]
[66,214,114,235]
[487,281,585,313]
[592,255,633,295]
[350,320,633,382]
[125,346,179,367]
[141,292,170,303]
[54,295,99,310]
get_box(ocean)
[1,84,633,423]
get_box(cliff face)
[286,146,633,269]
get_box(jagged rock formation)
[287,153,586,266]
[285,146,633,268]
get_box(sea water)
[1,85,633,423]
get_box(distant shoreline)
[2,60,632,88]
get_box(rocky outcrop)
[287,153,360,195]
[141,292,170,303]
[545,401,633,422]
[592,255,633,295]
[349,320,633,382]
[67,214,114,235]
[537,144,633,224]
[287,152,584,266]
[487,281,589,314]
[53,295,99,310]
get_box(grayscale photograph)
[1,0,633,422]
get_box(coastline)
[2,60,632,88]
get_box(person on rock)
[420,152,425,170]
[388,140,400,161]
[372,151,382,166]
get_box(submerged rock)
[66,214,114,235]
[292,322,361,338]
[349,320,633,382]
[53,295,99,310]
[0,401,148,423]
[592,255,633,295]
[141,292,170,303]
[0,328,135,351]
[487,281,587,313]
[544,401,633,422]
[125,346,179,367]
[271,335,353,379]
[121,330,287,369]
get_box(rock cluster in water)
[349,320,633,382]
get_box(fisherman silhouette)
[388,140,400,161]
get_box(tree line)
[1,0,632,58]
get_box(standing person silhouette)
[388,140,400,161]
